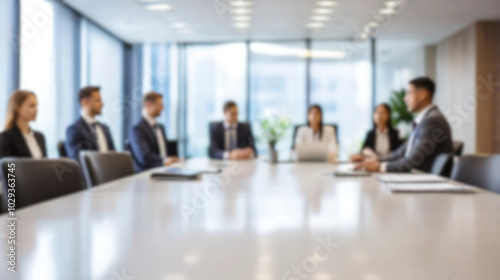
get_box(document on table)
[377,174,448,183]
[384,183,475,193]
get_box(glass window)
[20,0,57,156]
[81,19,125,150]
[310,41,373,156]
[185,43,247,158]
[249,41,307,155]
[142,43,179,139]
[0,0,17,128]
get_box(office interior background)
[1,0,499,158]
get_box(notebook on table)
[384,183,475,193]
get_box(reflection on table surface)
[1,158,500,280]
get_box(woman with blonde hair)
[0,90,46,159]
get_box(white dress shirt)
[381,104,435,172]
[81,110,108,152]
[374,128,390,156]
[294,125,339,157]
[23,129,43,159]
[223,122,238,160]
[142,110,168,159]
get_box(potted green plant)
[389,89,414,139]
[259,112,291,163]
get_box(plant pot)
[269,141,278,164]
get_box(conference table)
[1,158,500,280]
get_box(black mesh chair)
[80,151,135,188]
[291,124,339,150]
[57,140,68,157]
[451,154,500,194]
[452,141,464,156]
[431,153,455,178]
[0,158,86,210]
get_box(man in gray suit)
[353,77,453,173]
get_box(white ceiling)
[63,0,500,44]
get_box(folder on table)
[377,174,448,183]
[384,183,475,193]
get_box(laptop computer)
[295,142,329,162]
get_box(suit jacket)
[65,117,115,162]
[361,128,402,154]
[209,122,257,159]
[128,118,173,172]
[0,125,47,159]
[380,106,453,173]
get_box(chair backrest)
[57,140,67,157]
[451,154,500,194]
[0,158,86,210]
[291,124,339,149]
[452,141,464,156]
[431,153,455,178]
[80,151,135,187]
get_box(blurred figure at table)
[352,77,453,173]
[65,86,116,162]
[294,104,338,162]
[128,91,179,171]
[350,103,402,160]
[0,90,46,159]
[209,101,257,160]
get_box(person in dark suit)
[128,91,179,172]
[354,103,402,159]
[353,77,453,173]
[0,90,47,159]
[209,101,257,160]
[65,86,115,162]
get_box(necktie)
[228,127,236,151]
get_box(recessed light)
[384,0,400,8]
[313,8,333,14]
[145,4,172,11]
[310,15,329,21]
[316,1,338,7]
[379,7,395,14]
[230,0,253,7]
[171,22,187,28]
[307,22,324,28]
[231,8,253,14]
[234,22,250,28]
[233,15,252,21]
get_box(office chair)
[0,158,86,210]
[57,140,68,157]
[80,151,135,188]
[451,154,500,194]
[430,153,455,178]
[291,124,339,150]
[452,141,464,156]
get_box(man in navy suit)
[209,101,257,160]
[65,86,116,162]
[128,91,179,171]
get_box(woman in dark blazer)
[0,90,47,159]
[357,103,402,159]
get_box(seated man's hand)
[229,149,244,160]
[350,154,365,163]
[240,147,254,159]
[164,156,178,166]
[354,160,381,172]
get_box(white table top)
[1,159,500,280]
